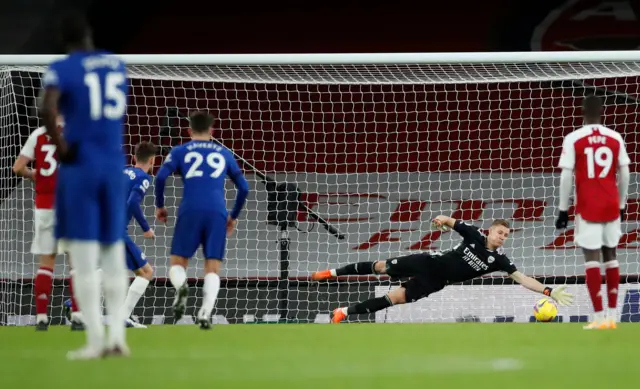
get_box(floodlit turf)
[0,323,637,389]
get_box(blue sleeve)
[227,155,249,220]
[127,190,150,232]
[42,61,68,93]
[154,149,179,208]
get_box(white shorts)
[574,214,622,250]
[31,209,59,255]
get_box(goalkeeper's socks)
[35,266,54,323]
[119,276,150,320]
[200,273,221,319]
[335,262,376,276]
[169,265,187,290]
[347,295,392,315]
[585,261,604,317]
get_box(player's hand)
[431,216,450,232]
[549,285,574,306]
[143,229,155,239]
[555,211,569,229]
[620,208,626,222]
[226,216,237,237]
[58,142,78,164]
[155,208,168,224]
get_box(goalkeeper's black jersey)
[432,220,517,283]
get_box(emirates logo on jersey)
[531,0,640,51]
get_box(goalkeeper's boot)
[330,307,347,324]
[35,319,49,331]
[311,270,333,281]
[172,284,189,321]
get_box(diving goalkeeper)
[312,216,575,323]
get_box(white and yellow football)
[533,298,558,322]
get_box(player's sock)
[67,241,104,350]
[585,261,604,320]
[346,295,392,315]
[604,260,620,321]
[169,265,187,290]
[99,242,128,349]
[334,262,376,276]
[200,273,221,320]
[68,270,82,321]
[119,276,149,320]
[34,266,54,323]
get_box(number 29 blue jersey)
[43,50,127,167]
[155,140,249,219]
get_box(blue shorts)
[55,165,125,244]
[125,235,148,271]
[171,211,227,260]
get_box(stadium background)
[1,0,640,325]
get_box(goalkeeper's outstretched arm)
[509,271,574,306]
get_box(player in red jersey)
[555,95,631,330]
[13,115,83,331]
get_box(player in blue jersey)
[155,111,249,329]
[39,11,129,359]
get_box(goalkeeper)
[312,216,574,323]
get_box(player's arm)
[617,136,631,219]
[127,178,151,233]
[509,271,573,306]
[556,136,575,228]
[13,132,37,180]
[38,66,70,159]
[154,150,179,223]
[226,155,249,220]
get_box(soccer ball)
[533,298,558,322]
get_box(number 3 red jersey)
[558,125,631,223]
[19,127,59,209]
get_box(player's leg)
[119,236,152,328]
[96,172,129,356]
[197,212,227,329]
[574,215,607,329]
[312,253,431,280]
[31,209,57,330]
[55,169,106,359]
[331,276,445,323]
[602,217,623,328]
[169,212,201,321]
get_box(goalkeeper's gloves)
[555,211,569,229]
[543,285,574,306]
[620,207,626,222]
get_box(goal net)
[1,52,639,325]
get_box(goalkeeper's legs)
[197,259,222,330]
[169,255,189,321]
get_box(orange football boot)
[311,270,333,281]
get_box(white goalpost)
[0,51,639,325]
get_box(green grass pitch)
[0,323,637,388]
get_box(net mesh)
[1,60,639,324]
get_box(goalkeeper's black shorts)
[384,253,447,303]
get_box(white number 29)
[84,71,126,120]
[584,146,613,178]
[184,151,226,179]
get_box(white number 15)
[84,71,126,120]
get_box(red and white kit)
[19,126,59,255]
[558,124,631,249]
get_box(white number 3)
[184,151,226,179]
[85,71,126,120]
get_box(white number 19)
[584,146,613,178]
[84,71,126,120]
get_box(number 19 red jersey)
[19,127,59,209]
[558,125,630,223]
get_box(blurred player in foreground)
[155,111,249,329]
[13,116,83,331]
[40,11,129,358]
[313,216,574,323]
[63,142,157,329]
[555,95,630,330]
